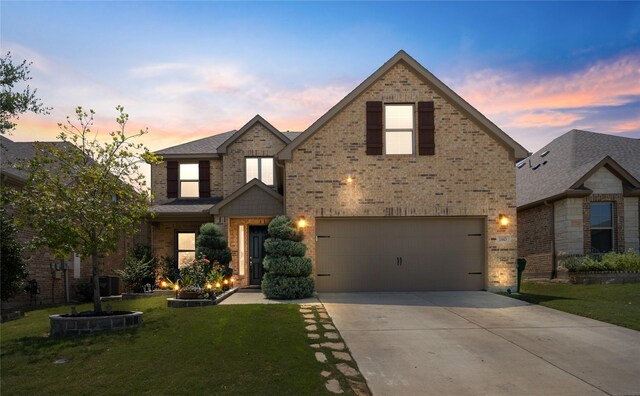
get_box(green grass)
[1,296,333,395]
[506,281,640,330]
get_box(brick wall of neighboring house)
[583,194,625,253]
[2,222,149,310]
[151,158,224,204]
[227,217,273,287]
[284,61,518,291]
[554,198,584,257]
[517,204,554,278]
[222,124,286,197]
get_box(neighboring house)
[0,136,146,309]
[150,50,528,292]
[517,130,640,278]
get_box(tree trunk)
[92,252,102,314]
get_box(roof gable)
[210,178,283,216]
[278,50,528,161]
[216,115,290,154]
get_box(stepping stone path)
[300,303,371,395]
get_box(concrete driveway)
[319,292,640,396]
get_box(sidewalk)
[219,288,321,305]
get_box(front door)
[249,226,269,285]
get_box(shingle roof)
[1,136,75,183]
[516,130,640,208]
[150,198,222,216]
[154,130,236,156]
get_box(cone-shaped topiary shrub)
[196,223,232,277]
[262,216,314,299]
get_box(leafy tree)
[5,106,160,313]
[0,208,29,301]
[195,223,232,277]
[262,216,314,299]
[1,52,50,134]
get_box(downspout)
[544,199,557,279]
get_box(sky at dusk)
[2,1,639,173]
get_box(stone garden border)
[49,311,143,338]
[568,271,640,285]
[167,287,238,308]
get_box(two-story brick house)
[150,50,528,291]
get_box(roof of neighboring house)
[278,50,529,161]
[1,136,75,184]
[516,130,640,208]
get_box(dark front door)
[249,226,269,285]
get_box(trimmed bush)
[262,273,315,300]
[0,209,28,301]
[196,223,232,265]
[262,215,314,299]
[263,256,312,277]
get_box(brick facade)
[151,158,223,204]
[222,124,286,197]
[284,61,518,291]
[517,204,554,278]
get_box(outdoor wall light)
[297,216,307,228]
[499,214,510,227]
[346,175,354,184]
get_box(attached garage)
[315,217,486,292]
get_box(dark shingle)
[154,130,236,156]
[517,130,640,207]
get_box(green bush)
[196,223,232,266]
[262,273,315,300]
[262,216,314,299]
[0,208,28,301]
[268,216,304,242]
[157,255,179,283]
[263,238,307,257]
[263,256,312,277]
[561,252,640,272]
[114,246,155,292]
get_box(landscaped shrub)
[262,216,314,299]
[114,245,156,293]
[196,223,232,277]
[0,208,28,301]
[561,251,640,272]
[157,255,179,283]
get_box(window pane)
[178,252,195,268]
[385,105,413,129]
[246,158,259,182]
[385,131,413,154]
[180,181,199,198]
[261,158,274,185]
[179,163,199,180]
[238,225,245,276]
[591,229,613,253]
[591,203,612,228]
[178,232,196,251]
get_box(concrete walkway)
[219,288,321,305]
[319,291,640,396]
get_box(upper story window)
[590,202,614,253]
[246,157,274,185]
[384,104,414,155]
[179,163,199,198]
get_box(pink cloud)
[510,111,582,128]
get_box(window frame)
[178,163,199,199]
[384,103,415,155]
[590,202,615,253]
[245,157,275,185]
[176,230,198,268]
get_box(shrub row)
[561,251,640,272]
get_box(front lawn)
[506,281,640,330]
[1,296,332,395]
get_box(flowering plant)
[179,255,212,287]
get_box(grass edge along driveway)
[1,296,342,395]
[503,281,640,331]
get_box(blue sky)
[2,1,639,156]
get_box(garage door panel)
[316,218,485,292]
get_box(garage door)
[315,217,485,292]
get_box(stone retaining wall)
[49,311,143,338]
[568,271,640,285]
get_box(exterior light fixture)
[297,216,307,228]
[161,280,168,289]
[215,282,221,288]
[223,279,229,285]
[346,175,354,184]
[499,214,510,227]
[174,284,180,298]
[206,283,212,290]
